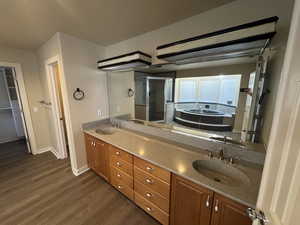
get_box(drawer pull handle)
[117,185,122,189]
[146,207,152,212]
[146,178,154,184]
[117,174,121,178]
[116,162,121,167]
[214,200,219,212]
[146,166,153,171]
[116,151,120,155]
[146,192,153,198]
[206,195,210,208]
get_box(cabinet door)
[84,135,95,170]
[94,140,110,181]
[170,174,213,225]
[211,194,252,225]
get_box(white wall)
[58,33,109,171]
[0,44,50,151]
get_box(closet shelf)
[0,107,12,110]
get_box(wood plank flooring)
[0,141,160,225]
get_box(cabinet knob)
[206,195,210,208]
[116,162,121,167]
[146,192,153,198]
[214,200,219,212]
[117,185,122,189]
[146,207,152,212]
[117,174,121,178]
[146,178,154,184]
[116,151,120,155]
[146,166,153,171]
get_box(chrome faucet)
[218,149,225,160]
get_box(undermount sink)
[95,127,116,135]
[192,160,250,187]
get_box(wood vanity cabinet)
[170,174,252,225]
[84,134,110,181]
[84,134,96,170]
[210,194,252,225]
[170,174,213,225]
[109,145,134,200]
[84,134,252,225]
[133,156,171,225]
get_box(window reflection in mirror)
[107,56,272,149]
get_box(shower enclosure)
[134,75,173,122]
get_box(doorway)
[0,66,32,153]
[146,77,173,122]
[45,57,69,159]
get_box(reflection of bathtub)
[174,109,234,131]
[184,109,224,116]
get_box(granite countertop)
[84,126,262,208]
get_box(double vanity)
[84,124,261,225]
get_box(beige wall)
[103,0,294,146]
[107,71,135,118]
[36,34,62,151]
[104,0,293,58]
[36,32,109,172]
[59,33,109,171]
[0,44,50,151]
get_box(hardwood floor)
[0,141,160,225]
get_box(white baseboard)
[36,146,52,154]
[50,148,61,159]
[35,146,63,160]
[72,165,90,176]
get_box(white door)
[12,68,31,152]
[45,57,67,159]
[251,1,300,224]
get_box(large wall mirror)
[107,53,274,149]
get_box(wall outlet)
[97,109,102,117]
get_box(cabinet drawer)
[134,157,171,184]
[110,155,133,176]
[134,166,170,199]
[109,145,133,164]
[135,180,169,213]
[135,193,169,225]
[111,176,134,201]
[110,166,133,188]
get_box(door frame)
[0,61,37,154]
[45,56,68,159]
[255,0,299,224]
[146,76,172,122]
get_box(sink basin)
[192,160,250,187]
[95,127,116,135]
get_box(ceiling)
[0,0,235,50]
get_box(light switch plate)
[97,109,102,117]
